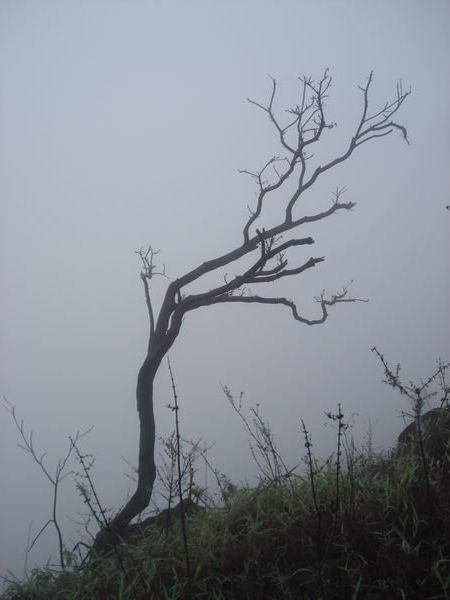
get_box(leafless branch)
[3,398,92,569]
[191,282,366,326]
[136,246,167,339]
[242,70,410,233]
[224,388,292,484]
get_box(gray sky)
[1,0,449,581]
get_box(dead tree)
[93,70,410,553]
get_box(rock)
[396,406,450,460]
[121,498,206,542]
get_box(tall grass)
[3,356,449,599]
[3,443,450,599]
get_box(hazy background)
[1,0,449,582]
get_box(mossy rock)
[396,407,450,461]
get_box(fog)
[1,0,449,583]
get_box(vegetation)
[3,355,449,599]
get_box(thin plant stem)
[167,357,192,596]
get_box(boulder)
[120,498,206,543]
[396,406,450,461]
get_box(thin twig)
[167,357,192,595]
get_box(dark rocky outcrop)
[118,498,206,544]
[88,498,207,560]
[396,406,450,461]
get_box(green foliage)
[3,432,450,600]
[3,356,449,599]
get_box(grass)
[3,354,449,599]
[3,439,450,600]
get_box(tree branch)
[243,70,409,227]
[136,246,167,340]
[187,282,367,326]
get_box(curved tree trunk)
[92,283,182,555]
[92,360,158,554]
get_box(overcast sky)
[1,0,449,582]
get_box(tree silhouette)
[93,70,410,552]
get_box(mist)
[1,0,449,582]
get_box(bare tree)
[93,70,410,552]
